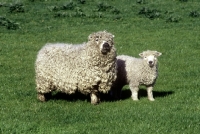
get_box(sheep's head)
[88,31,115,54]
[139,50,162,67]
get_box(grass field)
[0,0,200,133]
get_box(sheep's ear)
[139,53,144,57]
[112,35,115,38]
[155,51,162,57]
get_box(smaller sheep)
[111,50,162,101]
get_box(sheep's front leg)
[130,84,139,101]
[147,86,155,101]
[90,92,100,105]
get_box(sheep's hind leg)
[37,92,52,102]
[37,93,46,102]
[36,80,54,101]
[147,86,155,101]
[90,92,100,105]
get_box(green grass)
[0,0,200,133]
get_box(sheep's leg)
[130,85,139,101]
[37,92,46,102]
[36,86,51,102]
[36,83,47,102]
[37,92,52,102]
[36,78,53,102]
[90,92,100,105]
[147,86,155,101]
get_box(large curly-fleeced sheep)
[35,31,117,104]
[111,50,162,101]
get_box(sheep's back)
[36,43,87,72]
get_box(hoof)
[132,97,139,101]
[91,98,100,105]
[148,98,155,101]
[90,93,100,105]
[37,93,46,102]
[91,101,99,105]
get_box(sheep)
[111,50,162,101]
[35,31,117,105]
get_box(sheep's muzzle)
[148,61,154,67]
[101,42,111,54]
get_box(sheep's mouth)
[101,42,111,54]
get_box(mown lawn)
[0,0,200,133]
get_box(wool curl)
[111,50,162,101]
[35,31,117,102]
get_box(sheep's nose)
[103,43,110,49]
[149,61,153,64]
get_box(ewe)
[35,31,117,104]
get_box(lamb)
[35,31,117,104]
[111,50,162,101]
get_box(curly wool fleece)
[35,31,117,104]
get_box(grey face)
[100,41,112,54]
[88,31,114,55]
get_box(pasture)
[0,0,200,133]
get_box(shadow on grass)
[47,91,117,102]
[46,89,174,102]
[49,92,118,102]
[49,91,91,102]
[121,89,174,100]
